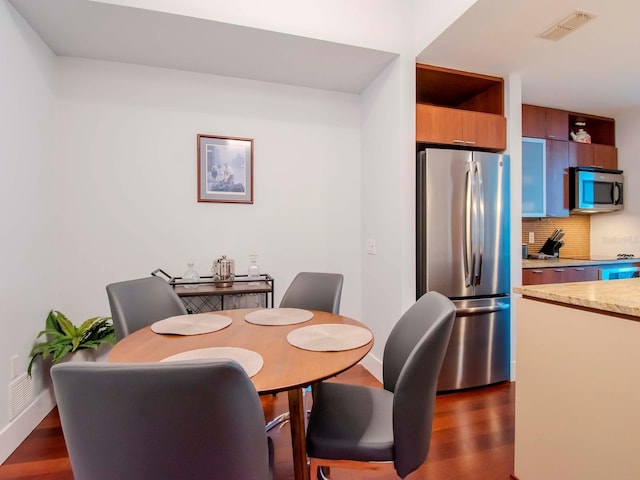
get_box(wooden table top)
[108,308,373,394]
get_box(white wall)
[358,0,419,375]
[414,0,478,56]
[590,108,640,256]
[360,55,414,371]
[0,0,57,462]
[50,57,363,320]
[0,0,490,461]
[505,74,522,381]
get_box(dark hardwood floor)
[0,366,514,479]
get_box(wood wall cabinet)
[568,142,618,169]
[521,138,569,218]
[567,110,618,169]
[522,105,569,141]
[546,139,569,217]
[416,104,506,150]
[522,104,618,219]
[416,64,506,152]
[568,112,615,145]
[522,137,546,216]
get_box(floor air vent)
[9,373,33,421]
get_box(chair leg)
[265,386,312,432]
[265,411,290,431]
[310,457,397,477]
[318,466,331,479]
[310,458,331,479]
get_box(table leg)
[288,388,310,480]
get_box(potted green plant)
[27,310,117,376]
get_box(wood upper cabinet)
[568,142,618,169]
[522,105,569,141]
[522,137,569,218]
[416,64,506,151]
[545,139,569,217]
[566,110,617,169]
[416,104,506,151]
[464,110,507,150]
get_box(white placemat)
[160,347,263,377]
[151,313,232,335]
[287,324,373,352]
[244,308,314,326]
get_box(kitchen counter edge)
[513,278,640,318]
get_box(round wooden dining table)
[108,308,373,480]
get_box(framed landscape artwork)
[197,134,254,204]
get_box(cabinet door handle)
[464,140,476,145]
[574,268,585,271]
[531,270,544,274]
[547,134,556,138]
[452,139,465,144]
[613,182,622,205]
[553,268,565,272]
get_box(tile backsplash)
[522,216,590,258]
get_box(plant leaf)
[55,312,78,338]
[45,310,60,332]
[79,316,100,332]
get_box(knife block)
[539,238,564,257]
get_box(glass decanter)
[182,261,200,289]
[247,254,260,285]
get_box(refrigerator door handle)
[456,302,510,315]
[464,162,474,287]
[475,161,485,286]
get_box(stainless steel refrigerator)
[416,148,510,391]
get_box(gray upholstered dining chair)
[265,271,344,431]
[279,272,344,314]
[106,276,187,340]
[51,359,273,480]
[306,290,456,479]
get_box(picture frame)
[197,134,254,204]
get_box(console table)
[152,269,274,313]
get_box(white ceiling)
[416,0,640,117]
[11,0,638,116]
[9,0,397,94]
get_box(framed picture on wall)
[197,134,254,204]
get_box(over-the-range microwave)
[569,166,624,214]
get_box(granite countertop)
[514,278,640,318]
[522,257,639,269]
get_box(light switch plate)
[366,239,376,255]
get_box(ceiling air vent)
[540,11,597,41]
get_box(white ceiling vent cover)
[540,11,597,41]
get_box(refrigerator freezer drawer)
[437,297,510,392]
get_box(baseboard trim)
[359,352,382,383]
[0,387,56,464]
